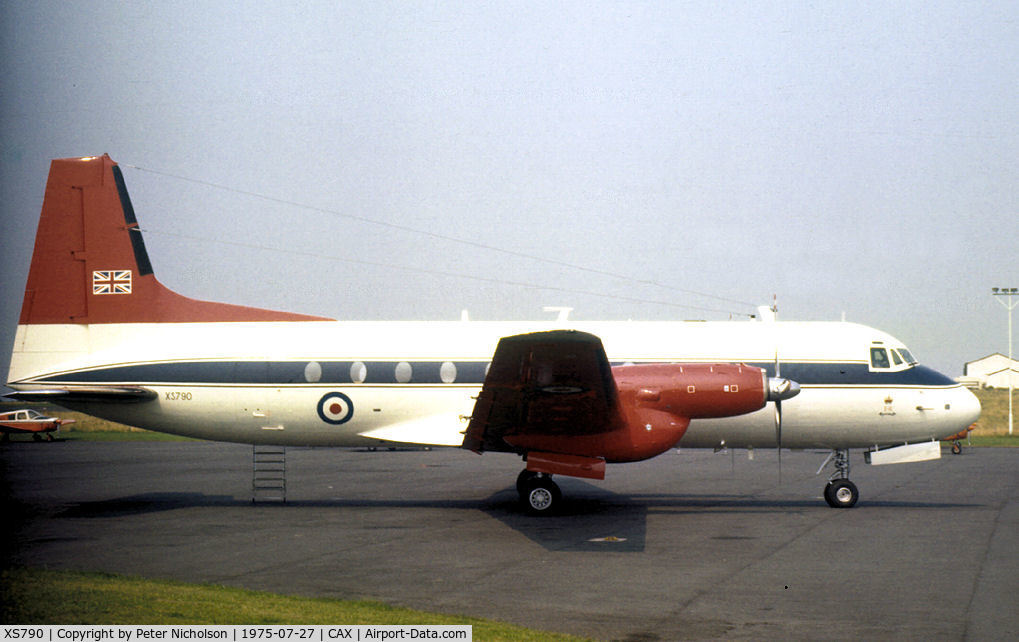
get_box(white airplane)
[6,155,981,513]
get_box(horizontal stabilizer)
[864,440,941,465]
[5,386,157,403]
[358,414,466,447]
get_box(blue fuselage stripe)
[32,360,958,387]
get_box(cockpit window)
[898,349,916,364]
[891,350,903,366]
[870,347,890,369]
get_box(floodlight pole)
[992,288,1017,435]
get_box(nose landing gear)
[820,448,859,508]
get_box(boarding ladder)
[252,445,286,503]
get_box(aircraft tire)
[522,477,561,515]
[516,469,538,496]
[952,441,962,455]
[824,479,859,508]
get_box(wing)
[358,413,468,447]
[461,330,621,454]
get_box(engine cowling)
[607,362,770,462]
[508,362,773,465]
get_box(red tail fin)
[20,155,330,324]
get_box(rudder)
[19,155,330,325]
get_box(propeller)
[762,297,799,483]
[773,349,784,481]
[767,351,801,483]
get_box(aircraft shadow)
[55,493,245,518]
[45,488,980,556]
[45,488,652,553]
[479,486,650,552]
[478,482,981,552]
[629,494,978,511]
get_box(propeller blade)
[775,398,782,483]
[773,348,783,482]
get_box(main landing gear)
[516,470,561,515]
[820,448,859,508]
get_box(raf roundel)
[317,392,354,425]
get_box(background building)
[962,354,1019,388]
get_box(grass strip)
[0,567,589,641]
[958,434,1019,448]
[58,431,197,442]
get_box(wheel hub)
[529,487,552,511]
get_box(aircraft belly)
[65,385,479,447]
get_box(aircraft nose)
[955,386,982,427]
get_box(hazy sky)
[1,1,1016,383]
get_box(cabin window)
[350,361,367,384]
[395,361,413,383]
[870,347,890,369]
[303,361,322,383]
[440,361,457,384]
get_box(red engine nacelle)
[609,362,769,462]
[506,362,770,470]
